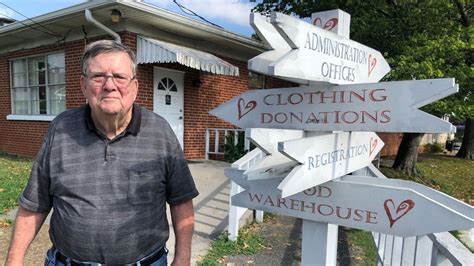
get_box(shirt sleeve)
[165,133,199,205]
[18,127,53,213]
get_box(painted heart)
[313,17,338,31]
[368,54,377,77]
[237,98,257,120]
[369,137,378,157]
[313,17,323,27]
[323,18,338,31]
[384,199,415,228]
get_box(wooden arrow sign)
[243,128,303,180]
[278,132,384,197]
[268,12,390,84]
[226,168,474,237]
[248,13,307,85]
[209,78,458,133]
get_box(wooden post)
[205,128,210,160]
[302,220,338,265]
[301,131,338,266]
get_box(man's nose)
[103,76,118,90]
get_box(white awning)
[137,36,239,76]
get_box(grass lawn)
[380,154,473,205]
[344,227,378,265]
[0,153,32,215]
[347,153,474,261]
[197,222,267,265]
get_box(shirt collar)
[85,104,141,135]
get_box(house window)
[248,71,266,90]
[10,52,66,116]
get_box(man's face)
[80,52,138,117]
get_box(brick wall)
[135,60,280,160]
[65,39,87,108]
[181,60,296,159]
[0,31,295,159]
[0,31,406,160]
[0,34,126,157]
[184,60,247,159]
[0,42,68,157]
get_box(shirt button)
[106,153,117,161]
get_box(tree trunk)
[456,118,473,159]
[453,0,470,27]
[392,133,424,176]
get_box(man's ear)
[131,78,139,102]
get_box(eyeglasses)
[84,72,135,88]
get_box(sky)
[0,0,260,37]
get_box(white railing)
[364,165,474,265]
[371,232,473,265]
[205,128,262,240]
[228,148,265,240]
[205,128,250,160]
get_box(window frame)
[7,51,66,121]
[248,71,266,90]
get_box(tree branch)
[453,0,470,27]
[376,8,391,18]
[386,0,398,6]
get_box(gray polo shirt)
[19,104,199,264]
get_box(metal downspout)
[84,9,121,43]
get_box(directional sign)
[246,128,304,155]
[244,153,296,180]
[243,128,303,180]
[210,78,458,133]
[268,12,390,84]
[226,168,474,237]
[278,132,384,197]
[248,13,305,85]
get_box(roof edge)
[0,0,267,51]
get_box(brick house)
[0,0,294,159]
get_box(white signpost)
[278,131,384,197]
[213,10,470,266]
[311,9,351,39]
[226,168,474,237]
[210,78,458,133]
[263,12,390,84]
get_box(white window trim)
[9,51,66,117]
[7,114,56,121]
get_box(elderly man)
[6,40,198,265]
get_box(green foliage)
[450,230,474,252]
[344,228,378,265]
[423,143,445,154]
[263,211,276,221]
[197,225,266,265]
[0,153,32,214]
[223,132,249,162]
[253,0,473,121]
[380,154,474,204]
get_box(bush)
[223,132,248,162]
[423,143,444,153]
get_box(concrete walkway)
[169,160,238,264]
